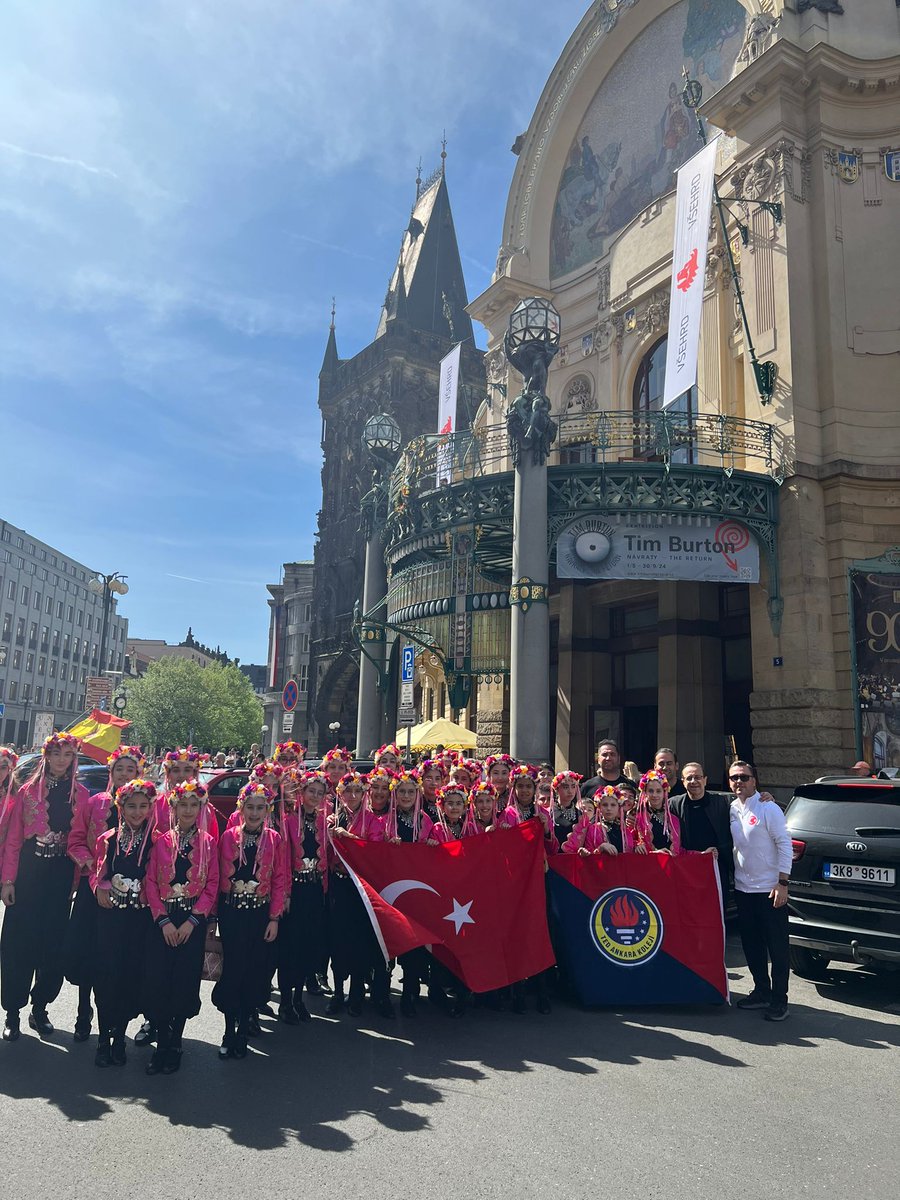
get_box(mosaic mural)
[549,0,747,280]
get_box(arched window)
[632,336,696,464]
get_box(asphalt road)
[0,936,897,1200]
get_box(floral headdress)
[374,742,402,764]
[237,782,276,811]
[456,758,481,777]
[321,747,352,765]
[552,770,583,791]
[0,747,19,770]
[108,744,146,771]
[163,747,200,767]
[42,731,80,754]
[512,763,539,781]
[366,765,398,784]
[335,771,366,794]
[301,769,328,788]
[389,766,419,789]
[169,779,209,807]
[251,761,284,782]
[436,783,467,805]
[386,767,423,840]
[635,769,679,854]
[484,753,516,773]
[115,778,157,805]
[463,779,498,836]
[274,741,306,763]
[419,757,448,780]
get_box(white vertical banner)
[663,137,719,408]
[436,342,461,486]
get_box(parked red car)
[198,768,249,830]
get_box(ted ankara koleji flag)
[334,820,555,993]
[547,853,728,1006]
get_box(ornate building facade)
[381,0,900,791]
[308,169,484,753]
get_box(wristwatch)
[777,877,789,886]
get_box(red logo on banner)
[676,247,699,292]
[440,416,452,435]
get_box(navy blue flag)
[548,853,727,1006]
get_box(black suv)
[785,776,900,978]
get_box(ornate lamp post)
[88,572,129,708]
[503,297,561,763]
[355,412,402,757]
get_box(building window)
[86,615,92,631]
[300,632,309,654]
[16,617,25,640]
[1,613,10,637]
[33,591,41,609]
[50,660,57,678]
[52,630,60,651]
[77,610,83,626]
[45,595,52,614]
[15,536,23,549]
[35,686,42,704]
[298,664,309,692]
[304,603,311,622]
[38,656,46,673]
[632,335,696,465]
[56,600,63,618]
[57,689,64,707]
[40,625,49,648]
[60,663,68,681]
[20,585,29,606]
[81,669,86,684]
[68,692,75,710]
[26,653,33,672]
[63,633,70,656]
[67,605,73,623]
[22,683,31,702]
[28,621,37,643]
[9,681,17,701]
[6,580,14,601]
[13,650,21,669]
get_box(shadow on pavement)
[1,965,898,1150]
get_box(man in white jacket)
[729,761,793,1021]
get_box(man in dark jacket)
[581,740,632,798]
[670,762,734,911]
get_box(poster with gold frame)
[850,550,900,772]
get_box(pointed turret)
[376,168,473,344]
[319,299,341,380]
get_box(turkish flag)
[334,820,555,992]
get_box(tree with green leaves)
[124,657,263,751]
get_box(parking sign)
[401,645,414,683]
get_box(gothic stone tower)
[308,168,484,752]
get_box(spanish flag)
[66,709,131,765]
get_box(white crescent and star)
[379,880,475,935]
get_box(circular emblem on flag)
[589,887,663,966]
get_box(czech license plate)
[824,862,896,886]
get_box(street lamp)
[355,413,402,757]
[260,723,269,754]
[504,297,561,762]
[88,572,129,708]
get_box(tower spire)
[440,130,447,176]
[415,157,423,202]
[320,300,340,379]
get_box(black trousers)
[735,890,789,1004]
[0,848,74,1013]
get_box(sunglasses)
[729,773,753,782]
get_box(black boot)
[134,1019,156,1047]
[305,974,322,995]
[110,1027,127,1066]
[74,987,93,1042]
[232,1016,249,1059]
[325,980,346,1016]
[28,1006,54,1038]
[278,999,300,1025]
[293,991,312,1023]
[145,1025,169,1075]
[219,1015,236,1060]
[347,978,364,1017]
[2,1011,20,1041]
[163,1019,184,1074]
[401,978,418,1018]
[95,1029,113,1068]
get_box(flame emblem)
[589,888,663,966]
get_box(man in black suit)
[669,762,734,911]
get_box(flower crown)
[512,763,539,781]
[484,754,516,772]
[300,769,327,788]
[419,758,447,777]
[321,747,352,765]
[389,767,420,791]
[367,766,398,783]
[596,785,623,803]
[552,770,583,790]
[374,742,402,763]
[42,731,80,754]
[108,744,146,769]
[115,778,157,804]
[274,741,306,762]
[0,747,19,769]
[163,748,200,765]
[335,771,365,793]
[469,781,498,801]
[436,784,467,804]
[237,782,276,809]
[170,779,209,805]
[638,769,670,795]
[455,758,481,776]
[251,761,284,781]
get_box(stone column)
[510,456,551,762]
[355,531,387,758]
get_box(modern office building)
[0,518,128,746]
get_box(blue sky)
[2,0,587,664]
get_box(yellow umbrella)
[394,717,477,752]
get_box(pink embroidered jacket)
[1,777,90,883]
[431,821,467,844]
[283,808,329,877]
[68,790,115,873]
[152,791,220,844]
[218,826,286,919]
[327,807,385,870]
[498,804,559,853]
[144,828,219,921]
[563,819,610,854]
